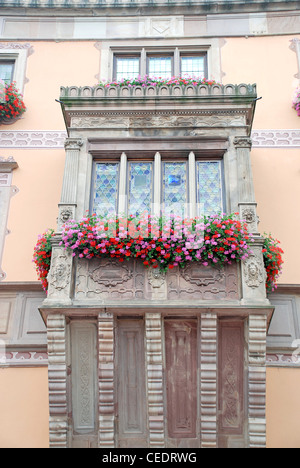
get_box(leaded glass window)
[92,163,119,217]
[197,161,223,216]
[181,55,206,79]
[162,162,187,216]
[115,56,140,81]
[128,162,153,216]
[148,56,173,79]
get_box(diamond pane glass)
[148,56,172,79]
[93,163,119,217]
[116,57,140,80]
[163,162,187,216]
[181,56,205,79]
[128,162,153,216]
[197,161,223,216]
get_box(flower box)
[0,81,26,124]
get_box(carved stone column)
[47,314,68,448]
[145,312,165,447]
[200,313,218,448]
[234,137,268,304]
[98,311,115,448]
[248,314,267,448]
[233,136,259,235]
[57,138,83,230]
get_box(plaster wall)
[0,367,49,448]
[0,366,298,448]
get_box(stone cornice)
[0,0,300,16]
[60,83,257,132]
[0,156,18,172]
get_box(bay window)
[91,153,224,219]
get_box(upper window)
[112,48,208,81]
[91,154,224,219]
[114,56,140,81]
[180,54,206,79]
[0,60,15,84]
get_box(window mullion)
[188,152,197,219]
[118,152,127,216]
[153,152,161,217]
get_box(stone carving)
[76,258,145,300]
[244,255,265,289]
[64,137,83,150]
[168,263,239,300]
[148,268,166,288]
[89,260,133,287]
[180,262,225,286]
[233,136,252,148]
[48,256,71,291]
[59,207,73,224]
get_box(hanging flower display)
[262,233,284,292]
[33,214,283,294]
[59,212,252,271]
[0,80,26,123]
[33,229,54,292]
[292,87,300,116]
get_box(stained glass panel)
[128,162,153,216]
[197,161,223,216]
[93,163,119,217]
[163,162,187,215]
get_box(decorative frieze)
[0,131,67,148]
[1,129,300,148]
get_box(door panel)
[165,320,198,447]
[117,319,147,448]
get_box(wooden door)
[117,319,147,448]
[165,320,199,448]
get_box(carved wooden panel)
[71,322,97,434]
[218,321,244,439]
[165,320,197,441]
[117,320,147,447]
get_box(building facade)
[0,0,300,448]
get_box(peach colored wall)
[251,148,300,285]
[222,35,300,129]
[2,149,65,282]
[266,367,300,448]
[0,367,49,448]
[12,41,101,130]
[0,366,298,448]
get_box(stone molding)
[1,129,300,148]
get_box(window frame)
[0,59,15,85]
[180,52,208,80]
[113,54,141,81]
[0,45,30,92]
[91,153,226,219]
